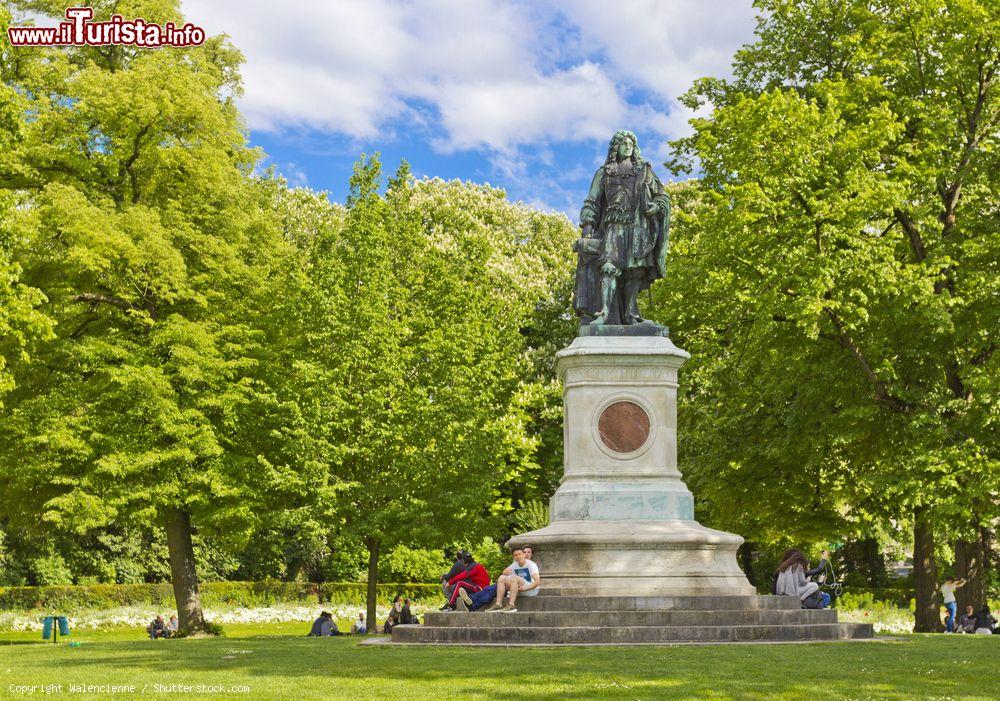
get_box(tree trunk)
[164,507,208,634]
[912,506,942,633]
[364,536,380,635]
[954,526,987,611]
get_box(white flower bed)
[0,602,432,632]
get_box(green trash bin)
[57,616,70,636]
[42,616,54,640]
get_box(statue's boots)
[624,277,646,324]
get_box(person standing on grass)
[484,547,541,613]
[939,577,966,633]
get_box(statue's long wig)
[604,130,643,166]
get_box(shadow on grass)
[4,633,996,700]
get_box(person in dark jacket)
[308,611,338,636]
[400,598,418,625]
[974,605,997,634]
[147,615,167,639]
[957,604,978,633]
[440,550,468,608]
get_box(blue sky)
[181,1,760,217]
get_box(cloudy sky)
[180,1,759,215]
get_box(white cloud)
[180,0,757,150]
[553,0,758,139]
[555,0,757,100]
[433,62,626,152]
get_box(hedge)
[0,581,442,612]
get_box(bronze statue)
[573,131,670,332]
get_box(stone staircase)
[390,591,873,645]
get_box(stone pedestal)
[388,332,871,645]
[507,334,754,596]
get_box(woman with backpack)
[774,549,831,609]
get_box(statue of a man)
[573,130,670,328]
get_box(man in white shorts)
[485,547,540,612]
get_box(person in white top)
[939,577,966,632]
[485,547,540,613]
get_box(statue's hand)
[645,204,659,217]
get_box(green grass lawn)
[1,624,996,700]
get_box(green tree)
[0,1,322,633]
[292,157,574,629]
[659,0,998,631]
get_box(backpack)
[800,591,824,609]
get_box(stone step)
[535,587,754,597]
[511,595,802,611]
[423,608,838,628]
[392,622,874,645]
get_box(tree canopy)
[655,0,999,629]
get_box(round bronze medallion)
[597,401,651,454]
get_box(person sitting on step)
[774,548,830,609]
[443,552,490,611]
[440,549,468,607]
[483,547,541,613]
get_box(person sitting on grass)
[400,597,418,625]
[148,615,167,639]
[974,605,997,634]
[351,612,367,634]
[775,549,830,609]
[442,552,490,611]
[308,611,336,636]
[167,615,178,637]
[958,604,978,634]
[483,547,541,613]
[384,595,405,633]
